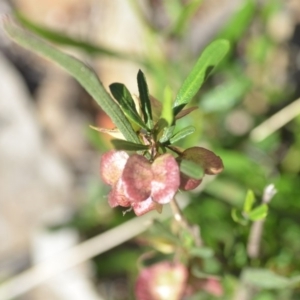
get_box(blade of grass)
[2,16,140,144]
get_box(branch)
[170,197,202,247]
[250,98,300,142]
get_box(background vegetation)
[1,0,300,299]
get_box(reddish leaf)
[100,150,129,185]
[179,173,202,191]
[122,154,152,202]
[175,106,197,120]
[182,147,223,175]
[151,154,180,204]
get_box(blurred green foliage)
[11,0,300,298]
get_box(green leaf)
[242,268,290,289]
[180,159,204,180]
[2,16,140,144]
[15,11,146,65]
[248,204,268,221]
[155,86,175,143]
[173,39,230,115]
[111,139,149,151]
[159,85,174,127]
[152,88,173,140]
[169,126,195,144]
[137,70,153,128]
[158,125,175,144]
[109,83,147,130]
[243,189,255,213]
[231,209,248,226]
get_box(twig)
[170,197,202,247]
[250,98,300,142]
[247,184,277,258]
[170,197,187,224]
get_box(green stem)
[170,197,202,247]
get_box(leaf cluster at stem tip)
[107,39,230,154]
[2,16,230,154]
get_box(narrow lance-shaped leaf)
[109,83,148,130]
[159,125,176,144]
[160,85,174,126]
[111,139,149,151]
[173,39,230,115]
[137,70,153,128]
[156,86,174,143]
[169,126,195,144]
[2,16,140,144]
[160,106,197,144]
